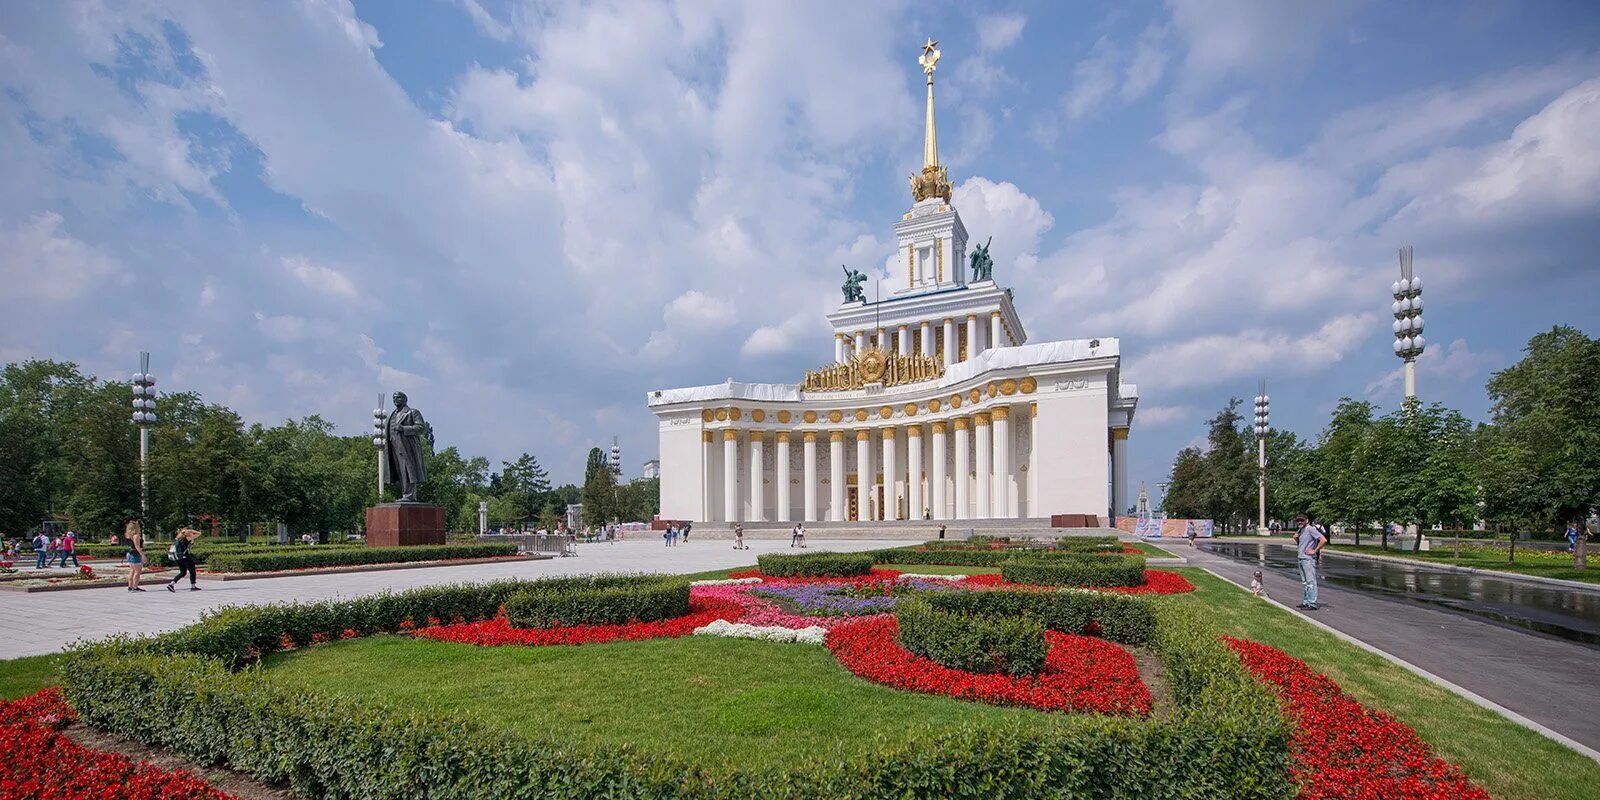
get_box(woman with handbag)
[165,528,202,592]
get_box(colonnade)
[701,406,1025,523]
[833,311,1013,364]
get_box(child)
[1250,569,1264,597]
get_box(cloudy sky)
[3,1,1598,495]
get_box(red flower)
[825,617,1152,715]
[339,628,359,640]
[310,632,330,644]
[0,688,239,799]
[277,633,296,651]
[398,619,416,631]
[425,616,442,627]
[414,597,746,647]
[1225,637,1490,800]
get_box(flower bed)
[0,688,238,799]
[728,567,903,584]
[1001,554,1147,587]
[896,595,1049,675]
[960,569,1196,595]
[749,577,957,617]
[416,595,745,647]
[1226,638,1490,800]
[827,616,1151,714]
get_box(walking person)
[937,523,946,540]
[55,530,79,568]
[31,530,50,570]
[165,528,202,592]
[734,524,747,550]
[1567,521,1580,553]
[1184,520,1197,547]
[1293,514,1325,610]
[681,521,692,543]
[124,519,147,592]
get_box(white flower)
[895,573,968,581]
[690,577,764,586]
[693,619,826,644]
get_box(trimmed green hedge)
[1053,535,1122,552]
[59,577,1293,799]
[916,588,1157,644]
[203,543,517,573]
[1001,554,1147,587]
[756,552,873,577]
[506,576,689,629]
[896,596,1047,676]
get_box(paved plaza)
[0,539,904,659]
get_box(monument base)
[366,503,446,547]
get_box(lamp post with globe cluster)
[1254,381,1270,535]
[1392,246,1426,400]
[372,393,387,498]
[129,352,157,524]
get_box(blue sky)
[2,1,1598,494]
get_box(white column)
[919,321,932,357]
[835,333,846,364]
[723,429,739,522]
[942,318,956,368]
[856,430,872,521]
[776,431,791,522]
[897,325,910,355]
[749,432,765,522]
[855,330,866,355]
[965,314,978,362]
[990,311,1004,349]
[702,430,715,521]
[954,418,970,520]
[803,432,818,522]
[993,407,1011,518]
[881,426,897,520]
[829,432,845,521]
[931,422,947,519]
[975,413,992,517]
[1112,428,1129,520]
[907,425,924,520]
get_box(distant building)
[642,459,660,480]
[564,503,583,531]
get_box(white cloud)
[951,177,1053,282]
[0,212,119,302]
[1064,38,1120,120]
[1167,0,1359,81]
[1128,313,1375,391]
[451,0,512,41]
[976,14,1026,53]
[741,312,820,360]
[1136,404,1198,427]
[282,255,358,299]
[664,290,735,331]
[1122,24,1170,101]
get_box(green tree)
[584,447,606,485]
[1483,326,1600,546]
[1162,448,1207,519]
[422,447,490,528]
[615,477,660,523]
[581,464,617,527]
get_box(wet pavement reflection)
[1201,541,1600,648]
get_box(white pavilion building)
[647,40,1137,526]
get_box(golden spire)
[920,38,940,168]
[910,38,952,203]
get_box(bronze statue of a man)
[384,391,433,502]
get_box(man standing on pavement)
[1294,513,1326,610]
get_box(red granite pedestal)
[366,503,446,547]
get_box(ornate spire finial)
[909,38,951,203]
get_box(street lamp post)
[1391,246,1426,400]
[1253,381,1270,536]
[129,352,157,527]
[371,394,387,498]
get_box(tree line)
[1162,326,1599,546]
[0,360,660,539]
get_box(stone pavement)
[1183,541,1600,755]
[0,539,904,659]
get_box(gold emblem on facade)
[702,409,714,422]
[879,406,894,419]
[801,346,944,392]
[928,399,942,412]
[803,410,817,423]
[1019,377,1037,394]
[729,407,742,421]
[1000,379,1017,396]
[751,409,766,422]
[950,394,962,408]
[969,389,981,403]
[855,409,869,422]
[828,410,843,423]
[903,403,918,416]
[777,410,792,423]
[715,408,728,421]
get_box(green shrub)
[60,578,1292,799]
[756,552,873,577]
[506,577,690,629]
[1052,535,1122,552]
[203,543,516,573]
[895,596,1048,676]
[1001,554,1146,587]
[869,547,1016,567]
[916,588,1157,644]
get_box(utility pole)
[130,353,157,529]
[371,393,387,498]
[1391,246,1426,400]
[1253,380,1270,535]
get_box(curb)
[1319,547,1600,593]
[1199,566,1600,765]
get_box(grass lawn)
[261,634,1079,771]
[0,654,61,700]
[1326,543,1599,584]
[1128,541,1176,557]
[1171,568,1600,800]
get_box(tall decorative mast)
[910,38,953,203]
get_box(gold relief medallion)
[903,403,918,416]
[880,406,894,419]
[728,407,742,421]
[701,409,715,423]
[950,394,962,408]
[854,409,869,422]
[828,410,843,423]
[1019,377,1037,394]
[777,410,792,423]
[751,409,766,422]
[928,399,942,412]
[715,408,729,421]
[969,389,981,403]
[986,383,998,398]
[803,410,818,423]
[1000,379,1018,396]
[859,347,887,383]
